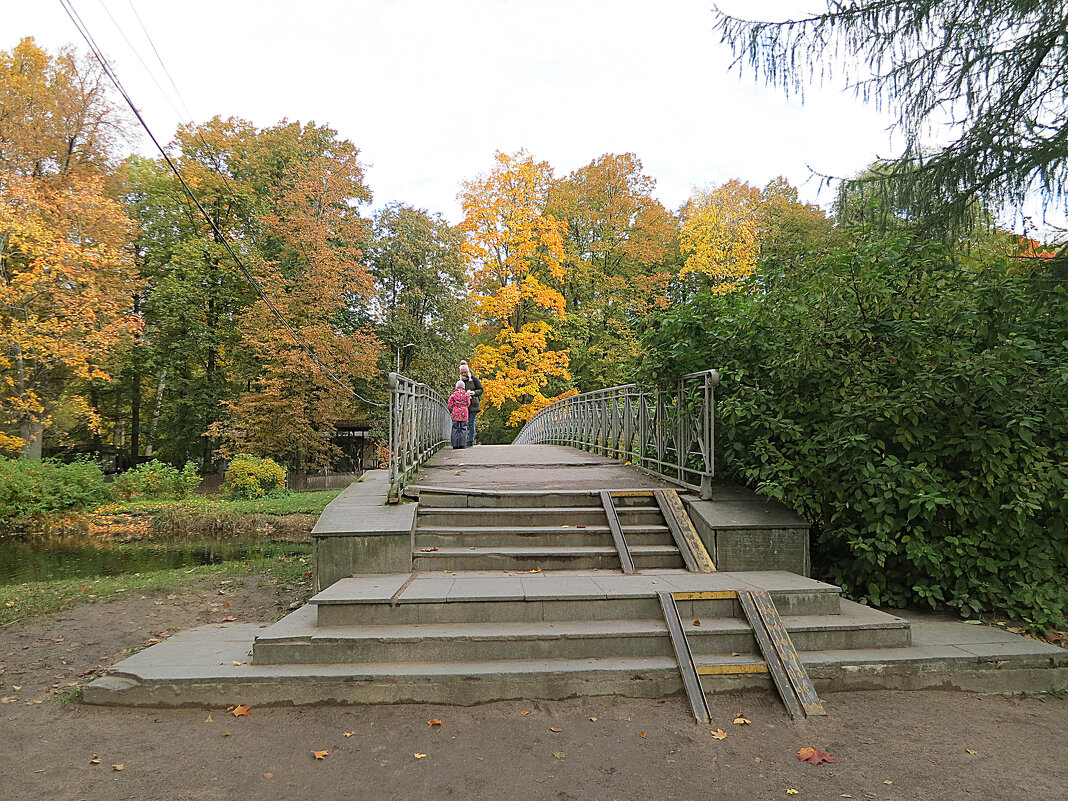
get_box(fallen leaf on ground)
[1,697,17,703]
[454,472,462,476]
[693,620,701,626]
[589,717,598,721]
[521,710,531,715]
[312,750,329,760]
[263,772,273,779]
[220,616,237,623]
[798,747,835,765]
[786,790,798,796]
[222,732,231,737]
[710,729,727,740]
[414,753,427,759]
[883,780,893,785]
[963,620,983,625]
[549,726,562,732]
[419,548,439,552]
[231,661,243,666]
[640,731,647,738]
[204,714,213,723]
[112,764,124,771]
[733,715,751,725]
[552,751,565,759]
[232,705,251,716]
[966,749,978,755]
[344,731,355,737]
[89,757,100,765]
[427,718,442,726]
[166,594,176,600]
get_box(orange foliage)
[207,123,379,468]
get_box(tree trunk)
[19,419,43,460]
[143,368,167,458]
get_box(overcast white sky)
[8,1,901,223]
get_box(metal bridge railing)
[513,369,721,499]
[388,372,450,500]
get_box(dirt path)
[3,584,1065,801]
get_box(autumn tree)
[548,153,677,388]
[212,121,379,469]
[679,180,763,292]
[366,202,468,393]
[459,150,573,430]
[0,39,140,457]
[679,177,834,294]
[118,121,259,466]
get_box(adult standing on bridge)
[459,361,482,447]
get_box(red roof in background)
[1016,237,1057,259]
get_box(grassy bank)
[0,544,314,625]
[95,489,344,518]
[85,489,344,542]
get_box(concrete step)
[86,620,1068,707]
[416,489,660,510]
[417,507,666,528]
[414,524,675,549]
[412,545,683,572]
[312,571,845,626]
[418,490,604,509]
[252,601,910,665]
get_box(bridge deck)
[415,444,676,493]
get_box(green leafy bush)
[221,454,288,500]
[643,234,1068,631]
[113,460,201,500]
[0,457,109,525]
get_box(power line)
[58,0,385,408]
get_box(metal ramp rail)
[659,589,826,722]
[600,489,716,574]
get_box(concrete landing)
[415,444,677,492]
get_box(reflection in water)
[0,536,308,585]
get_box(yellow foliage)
[679,180,762,293]
[679,178,834,294]
[0,172,141,448]
[460,151,572,426]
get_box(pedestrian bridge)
[84,372,1068,710]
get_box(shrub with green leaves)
[221,454,288,500]
[642,234,1068,631]
[0,457,109,525]
[113,460,201,500]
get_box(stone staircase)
[245,488,914,704]
[412,489,685,572]
[248,567,912,703]
[83,463,1068,708]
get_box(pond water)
[0,537,310,585]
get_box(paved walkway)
[416,444,676,492]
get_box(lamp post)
[395,342,416,373]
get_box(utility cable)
[59,0,385,407]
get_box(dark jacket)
[462,374,483,414]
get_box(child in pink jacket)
[447,380,470,449]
